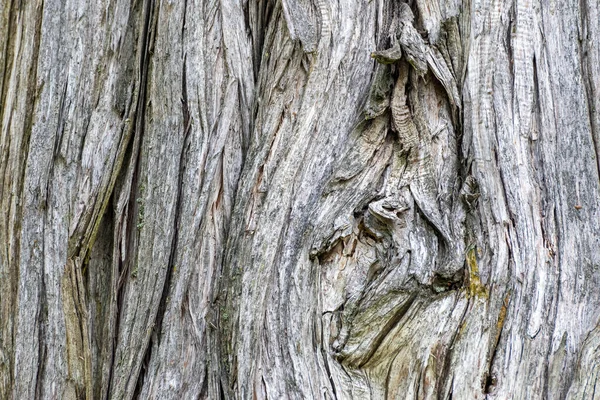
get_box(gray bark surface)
[1,0,600,399]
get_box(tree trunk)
[2,0,600,398]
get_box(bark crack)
[484,291,510,394]
[577,0,600,182]
[437,295,469,399]
[106,0,156,397]
[132,49,192,398]
[356,294,417,369]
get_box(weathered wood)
[1,0,600,399]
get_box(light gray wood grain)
[1,0,600,399]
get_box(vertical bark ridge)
[0,0,44,395]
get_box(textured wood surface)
[1,0,600,398]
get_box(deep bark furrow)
[104,1,156,397]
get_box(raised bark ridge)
[1,0,600,399]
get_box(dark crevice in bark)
[261,375,269,400]
[181,0,188,42]
[483,291,510,394]
[212,207,244,395]
[102,96,141,400]
[106,0,155,397]
[86,199,113,399]
[432,270,464,293]
[124,3,156,398]
[155,53,192,341]
[248,1,281,148]
[124,131,145,392]
[355,294,417,368]
[506,7,515,83]
[322,351,339,399]
[577,0,600,183]
[34,278,47,400]
[131,345,149,400]
[415,202,451,247]
[437,295,469,399]
[248,0,275,81]
[133,47,192,399]
[78,87,137,264]
[52,80,68,160]
[409,1,426,40]
[194,364,209,399]
[217,376,227,400]
[107,211,133,398]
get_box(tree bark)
[1,0,600,399]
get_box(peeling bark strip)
[1,0,600,398]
